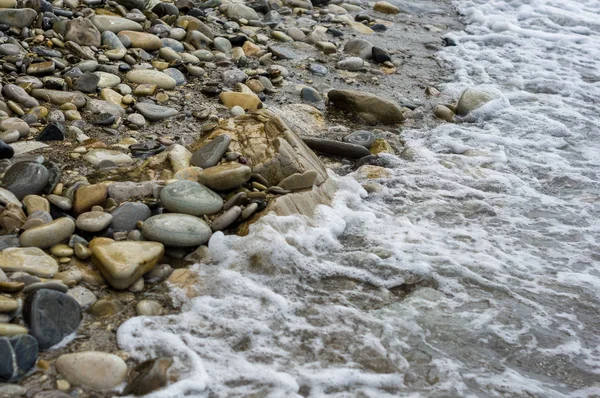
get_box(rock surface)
[55,351,128,390]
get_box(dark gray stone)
[0,235,20,251]
[110,202,151,231]
[1,162,49,200]
[190,135,231,168]
[0,335,38,382]
[301,137,371,159]
[134,102,178,122]
[36,123,65,141]
[24,289,81,350]
[301,87,322,102]
[73,72,100,93]
[0,140,14,160]
[268,45,299,59]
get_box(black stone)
[201,86,222,96]
[0,335,38,382]
[372,47,391,63]
[73,71,99,93]
[0,139,14,160]
[32,46,61,58]
[1,161,49,200]
[371,23,387,32]
[442,36,457,46]
[118,63,131,72]
[301,137,371,159]
[24,289,82,350]
[152,2,179,17]
[228,35,248,47]
[326,28,343,37]
[91,113,116,126]
[36,122,65,141]
[116,0,145,10]
[187,8,205,18]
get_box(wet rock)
[302,137,371,159]
[24,289,81,350]
[73,183,108,214]
[90,238,164,289]
[268,44,299,59]
[277,170,318,190]
[434,104,454,122]
[142,214,212,247]
[372,47,391,63]
[0,140,14,160]
[134,102,178,122]
[2,84,38,108]
[65,17,101,47]
[344,130,376,148]
[27,61,56,76]
[197,163,252,191]
[301,87,322,102]
[0,9,37,28]
[135,300,163,316]
[91,15,142,33]
[455,87,500,115]
[36,122,65,141]
[327,89,405,125]
[55,352,127,390]
[84,149,133,167]
[1,162,49,200]
[123,357,172,396]
[0,247,58,277]
[19,218,75,249]
[161,180,223,216]
[190,134,231,168]
[126,70,176,89]
[211,205,242,231]
[0,334,38,382]
[110,202,151,231]
[76,211,112,232]
[344,38,373,59]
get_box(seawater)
[117,0,600,396]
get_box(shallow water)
[117,0,600,396]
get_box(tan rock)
[370,138,394,154]
[373,1,400,14]
[0,247,59,277]
[90,238,164,289]
[434,104,455,122]
[117,31,162,50]
[55,352,128,390]
[219,92,262,110]
[100,88,124,107]
[0,203,26,232]
[167,268,203,298]
[354,165,393,180]
[23,195,50,215]
[196,163,252,191]
[0,323,28,336]
[73,184,108,214]
[19,218,75,249]
[242,41,261,56]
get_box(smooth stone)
[65,17,101,47]
[327,89,405,125]
[230,106,245,116]
[308,63,328,75]
[27,61,55,76]
[125,70,176,90]
[91,15,142,33]
[219,92,262,110]
[374,1,400,13]
[89,298,124,317]
[160,180,223,216]
[143,263,172,282]
[36,122,65,141]
[302,137,371,159]
[94,72,121,88]
[67,286,97,309]
[344,38,373,59]
[268,45,299,59]
[135,299,162,316]
[74,243,91,260]
[336,57,365,71]
[222,69,247,86]
[19,218,75,249]
[301,87,322,102]
[24,289,81,350]
[90,239,164,289]
[226,4,259,20]
[0,247,58,277]
[118,31,162,51]
[49,244,73,257]
[456,87,500,115]
[76,211,113,232]
[343,130,376,148]
[30,89,87,108]
[277,170,318,191]
[73,184,107,215]
[211,205,241,231]
[196,163,251,191]
[190,134,231,168]
[434,104,455,122]
[22,281,68,294]
[55,352,127,390]
[110,202,150,231]
[47,194,72,211]
[0,9,37,28]
[0,118,29,137]
[1,162,48,201]
[372,46,391,63]
[0,334,38,382]
[163,68,186,85]
[134,102,178,122]
[2,84,38,108]
[0,44,20,56]
[108,181,155,203]
[142,214,212,247]
[84,149,133,167]
[0,324,28,337]
[0,141,14,160]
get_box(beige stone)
[0,247,59,277]
[23,195,50,214]
[90,238,164,289]
[55,352,128,390]
[0,323,28,336]
[167,268,203,298]
[373,1,400,14]
[73,184,108,214]
[219,92,262,110]
[117,31,162,50]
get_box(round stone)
[135,299,163,316]
[76,211,113,232]
[160,180,223,216]
[55,351,127,390]
[110,202,151,231]
[196,163,252,191]
[19,218,76,249]
[1,162,49,200]
[142,214,212,247]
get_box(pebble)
[24,289,81,350]
[76,211,113,232]
[327,89,405,125]
[90,238,164,289]
[134,102,178,122]
[136,299,163,316]
[0,324,28,337]
[1,162,49,200]
[55,351,128,390]
[126,70,176,89]
[456,87,499,115]
[144,263,173,283]
[277,170,318,191]
[190,134,231,168]
[302,137,372,159]
[343,130,376,148]
[84,149,133,167]
[142,213,212,247]
[110,202,151,231]
[197,163,252,191]
[0,334,38,382]
[19,218,75,249]
[0,247,58,277]
[211,205,242,231]
[160,180,223,216]
[67,286,97,309]
[122,357,172,396]
[22,281,69,294]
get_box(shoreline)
[0,0,466,395]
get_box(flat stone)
[196,163,251,191]
[94,72,121,88]
[65,17,101,47]
[0,9,37,28]
[344,38,373,59]
[374,1,400,14]
[24,289,81,350]
[110,202,151,231]
[190,134,231,168]
[134,102,178,122]
[268,45,299,60]
[219,92,262,110]
[211,205,242,231]
[1,162,49,200]
[73,184,108,214]
[0,44,21,56]
[142,214,212,247]
[0,324,28,337]
[0,117,29,137]
[226,4,259,20]
[118,31,162,50]
[84,149,133,167]
[90,239,164,289]
[22,281,69,294]
[67,286,97,310]
[2,84,38,108]
[277,170,318,190]
[327,89,405,125]
[135,300,163,316]
[31,89,87,108]
[76,211,113,232]
[160,180,223,216]
[343,130,376,147]
[336,57,365,71]
[107,181,155,203]
[163,68,186,85]
[91,15,143,33]
[302,137,371,159]
[126,70,176,89]
[55,352,127,390]
[0,247,58,277]
[19,218,75,249]
[123,357,172,396]
[0,334,38,382]
[27,61,55,76]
